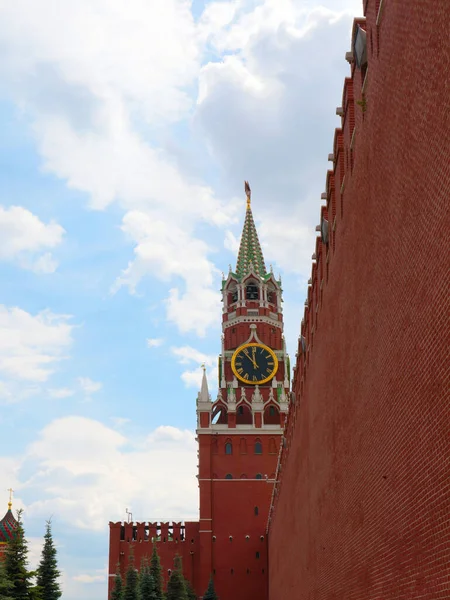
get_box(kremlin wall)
[268,0,450,598]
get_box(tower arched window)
[246,283,259,300]
[225,474,233,479]
[225,441,233,455]
[254,440,263,455]
[255,473,263,479]
[236,404,252,425]
[264,404,279,425]
[229,287,238,304]
[267,285,277,307]
[269,438,277,455]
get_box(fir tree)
[124,549,139,600]
[111,565,124,600]
[203,577,218,600]
[138,557,155,600]
[184,578,196,600]
[149,546,164,600]
[0,559,14,600]
[4,509,35,600]
[166,556,187,600]
[36,520,61,600]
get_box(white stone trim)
[196,427,283,435]
[223,315,282,330]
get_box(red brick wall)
[108,521,200,597]
[269,1,450,599]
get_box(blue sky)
[0,0,362,598]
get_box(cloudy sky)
[0,0,362,598]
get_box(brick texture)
[268,1,450,599]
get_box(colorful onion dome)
[0,506,18,544]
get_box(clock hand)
[252,346,259,368]
[243,349,258,369]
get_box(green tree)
[166,556,187,600]
[0,559,14,600]
[4,510,35,600]
[203,577,218,600]
[124,549,139,600]
[111,565,124,600]
[36,520,61,600]
[184,578,196,600]
[149,546,163,600]
[138,557,155,600]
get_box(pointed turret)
[198,365,210,403]
[235,182,267,279]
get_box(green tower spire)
[235,181,267,279]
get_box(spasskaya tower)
[196,181,289,599]
[108,182,288,600]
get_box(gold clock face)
[231,343,278,385]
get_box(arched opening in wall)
[228,285,238,305]
[239,438,247,454]
[236,403,252,425]
[268,438,277,454]
[264,404,279,425]
[245,281,259,300]
[254,440,263,454]
[267,284,277,308]
[225,440,233,455]
[225,474,233,479]
[255,473,263,479]
[254,506,259,516]
[212,405,228,425]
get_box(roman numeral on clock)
[237,367,243,374]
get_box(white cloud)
[146,338,164,348]
[0,306,73,383]
[171,346,217,389]
[113,210,225,336]
[48,388,75,399]
[0,206,64,273]
[0,0,239,338]
[77,377,102,395]
[171,346,216,367]
[73,572,106,584]
[110,417,131,428]
[181,367,216,390]
[21,417,197,530]
[258,209,316,275]
[0,0,200,126]
[224,229,240,254]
